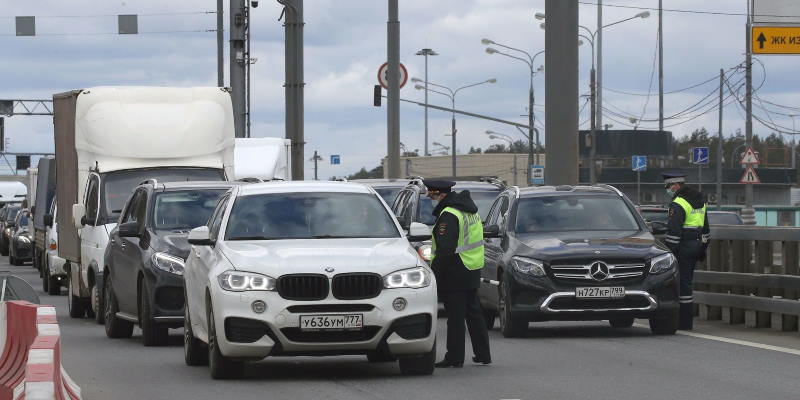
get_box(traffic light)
[373,85,382,107]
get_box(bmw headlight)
[384,266,432,289]
[151,252,185,275]
[511,256,546,277]
[649,252,675,274]
[417,244,432,261]
[217,270,276,292]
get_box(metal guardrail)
[694,225,800,332]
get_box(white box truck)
[53,87,289,321]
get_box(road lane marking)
[634,323,800,356]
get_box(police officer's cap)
[662,171,687,185]
[422,179,456,193]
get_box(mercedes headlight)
[151,252,185,275]
[649,252,675,274]
[384,267,432,289]
[417,244,432,261]
[218,270,276,292]
[511,256,546,277]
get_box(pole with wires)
[743,0,756,225]
[717,68,724,210]
[658,0,664,133]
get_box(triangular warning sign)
[740,146,760,165]
[740,165,761,184]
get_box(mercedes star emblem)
[589,262,609,281]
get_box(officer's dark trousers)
[441,289,491,364]
[676,231,704,330]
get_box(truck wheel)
[649,311,678,335]
[609,317,635,328]
[42,266,50,293]
[398,340,435,376]
[208,305,244,379]
[499,279,527,338]
[92,283,105,324]
[47,273,61,296]
[67,274,87,318]
[140,283,168,346]
[104,276,134,338]
[184,304,208,366]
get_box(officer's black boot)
[679,303,693,330]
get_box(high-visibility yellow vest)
[430,206,485,270]
[672,196,706,228]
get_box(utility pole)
[743,0,756,224]
[596,0,603,129]
[283,0,305,180]
[386,0,401,178]
[717,68,724,210]
[311,150,321,180]
[589,65,597,185]
[658,0,664,133]
[416,48,437,156]
[545,0,579,185]
[217,0,224,87]
[230,0,248,138]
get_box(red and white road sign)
[740,146,760,166]
[740,165,761,184]
[377,62,408,90]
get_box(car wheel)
[140,283,168,346]
[184,303,208,366]
[609,317,635,328]
[42,265,50,293]
[92,283,105,324]
[649,310,678,335]
[483,309,497,330]
[498,277,527,338]
[208,305,244,379]
[67,273,87,319]
[104,275,134,338]
[398,340,435,376]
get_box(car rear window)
[515,195,640,233]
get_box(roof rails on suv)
[593,184,624,197]
[478,176,506,189]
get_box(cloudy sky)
[2,0,798,178]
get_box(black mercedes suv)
[479,184,679,337]
[103,180,241,346]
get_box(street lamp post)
[536,10,649,185]
[486,130,519,186]
[413,78,497,177]
[482,39,544,186]
[415,48,438,156]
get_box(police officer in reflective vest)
[424,179,491,368]
[663,172,710,330]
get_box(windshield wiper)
[227,235,277,241]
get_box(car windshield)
[515,195,640,233]
[102,168,224,218]
[640,210,669,223]
[708,212,742,225]
[5,207,20,222]
[152,189,227,231]
[416,189,501,226]
[374,187,402,205]
[225,192,400,240]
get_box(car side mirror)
[44,214,53,227]
[188,226,214,246]
[407,222,431,242]
[118,221,141,238]
[484,224,502,238]
[72,204,86,229]
[650,221,668,235]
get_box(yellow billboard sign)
[752,26,800,54]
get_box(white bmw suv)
[183,181,437,379]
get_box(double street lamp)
[482,39,544,186]
[412,77,497,177]
[536,10,649,185]
[486,130,521,186]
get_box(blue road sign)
[330,155,340,165]
[691,147,709,164]
[531,165,545,185]
[632,155,647,172]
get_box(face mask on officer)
[665,184,677,198]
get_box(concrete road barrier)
[0,301,81,400]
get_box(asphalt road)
[5,260,800,400]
